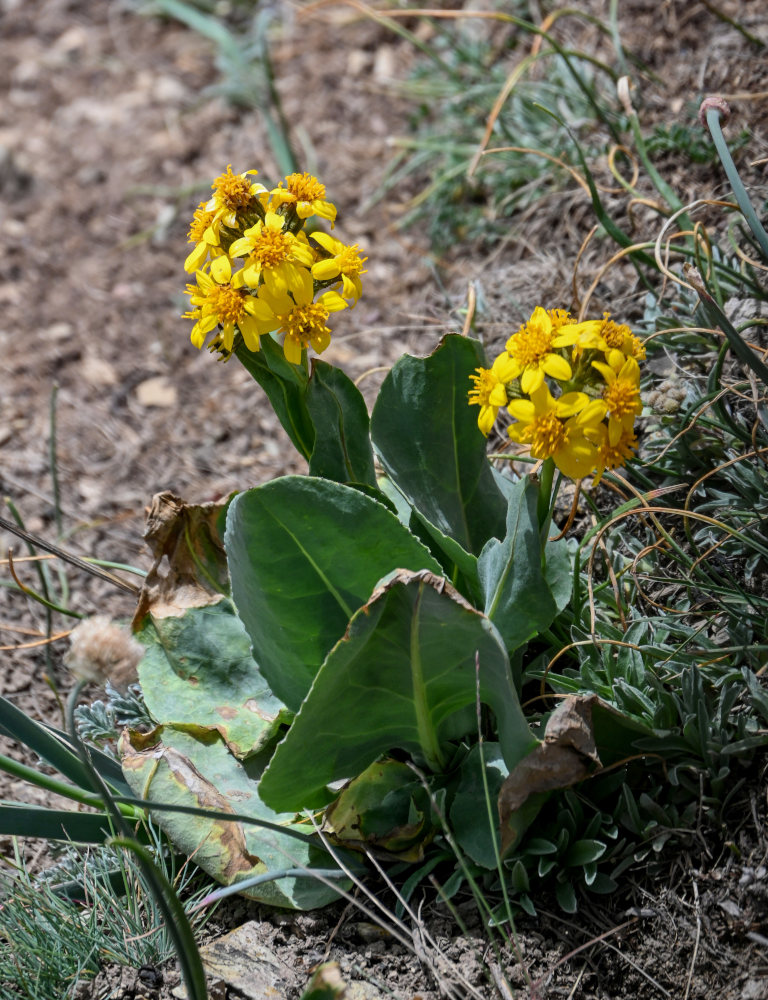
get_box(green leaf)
[564,838,607,867]
[509,859,530,893]
[119,726,344,910]
[544,533,573,615]
[556,879,578,913]
[323,759,439,860]
[225,477,442,710]
[306,360,376,486]
[538,856,557,878]
[136,600,289,760]
[590,872,619,894]
[478,476,560,653]
[371,335,507,555]
[259,569,536,812]
[410,512,481,603]
[0,804,113,842]
[235,336,314,461]
[689,266,768,386]
[524,838,558,855]
[449,742,508,868]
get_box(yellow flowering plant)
[104,166,669,914]
[469,306,645,509]
[182,166,368,468]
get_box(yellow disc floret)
[184,256,263,353]
[229,212,315,293]
[529,411,568,457]
[270,171,337,222]
[212,164,259,213]
[505,306,577,393]
[251,269,348,364]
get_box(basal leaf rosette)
[182,167,367,366]
[469,306,645,482]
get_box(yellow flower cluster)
[469,307,645,482]
[183,167,367,364]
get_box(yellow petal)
[311,329,331,354]
[320,290,348,313]
[184,242,208,273]
[491,352,516,382]
[238,316,262,352]
[591,359,614,383]
[554,439,597,480]
[521,366,545,394]
[541,354,572,382]
[210,255,232,284]
[507,399,536,421]
[478,405,497,436]
[555,391,588,417]
[311,231,341,253]
[488,383,508,407]
[228,237,250,258]
[283,334,303,365]
[312,259,341,281]
[575,399,608,426]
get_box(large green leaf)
[235,335,315,461]
[370,335,507,555]
[306,360,376,487]
[225,478,442,711]
[259,569,537,812]
[120,726,344,910]
[478,475,564,653]
[136,600,288,759]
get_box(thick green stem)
[536,457,557,538]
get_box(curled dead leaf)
[132,491,231,627]
[499,695,602,854]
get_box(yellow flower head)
[270,172,337,222]
[310,232,367,303]
[184,201,221,273]
[250,269,348,364]
[507,383,607,479]
[506,306,579,393]
[228,211,315,295]
[183,256,263,353]
[591,313,646,362]
[206,165,267,229]
[592,354,643,445]
[590,422,638,485]
[468,352,516,436]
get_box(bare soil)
[1,1,768,997]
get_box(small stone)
[135,375,178,408]
[172,921,298,1000]
[741,980,768,1000]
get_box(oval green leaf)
[225,477,442,710]
[259,569,536,812]
[371,335,507,556]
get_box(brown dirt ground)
[2,1,768,998]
